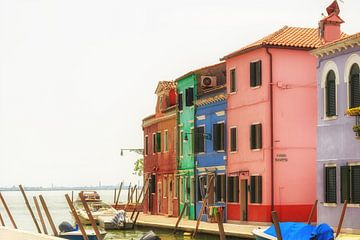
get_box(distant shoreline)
[0,185,141,192]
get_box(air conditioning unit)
[200,76,217,88]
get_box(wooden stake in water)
[18,185,41,233]
[33,196,48,235]
[125,184,137,211]
[336,200,348,237]
[115,181,123,208]
[271,211,283,240]
[173,202,188,234]
[65,194,88,240]
[307,199,318,225]
[216,211,226,240]
[0,192,17,229]
[39,195,58,237]
[0,212,5,226]
[131,177,150,220]
[79,191,103,240]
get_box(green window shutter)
[350,64,360,108]
[256,61,262,86]
[256,176,262,204]
[340,166,350,203]
[250,125,256,150]
[250,176,256,203]
[351,166,360,204]
[219,123,225,151]
[156,132,161,152]
[185,88,194,106]
[230,128,237,152]
[178,93,183,111]
[325,167,337,203]
[256,124,262,149]
[326,70,336,117]
[230,69,236,92]
[250,62,256,87]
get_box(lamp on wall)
[120,148,144,156]
[184,132,212,141]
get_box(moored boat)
[59,230,106,240]
[72,191,117,225]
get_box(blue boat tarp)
[264,222,334,240]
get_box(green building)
[176,73,197,220]
[176,63,225,220]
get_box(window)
[227,176,239,203]
[325,70,337,117]
[164,130,168,152]
[197,175,207,201]
[230,69,236,93]
[144,135,149,155]
[156,132,161,153]
[195,126,205,153]
[349,63,360,108]
[179,131,184,157]
[180,177,184,203]
[250,60,262,87]
[215,174,226,202]
[186,176,190,202]
[325,166,337,203]
[178,93,183,111]
[150,175,156,194]
[250,176,262,204]
[213,123,225,151]
[163,175,168,198]
[250,123,262,150]
[185,88,194,107]
[152,133,156,154]
[341,165,360,204]
[230,127,237,152]
[174,176,178,198]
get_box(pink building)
[222,2,346,222]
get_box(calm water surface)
[0,190,246,240]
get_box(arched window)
[325,70,336,117]
[349,63,360,108]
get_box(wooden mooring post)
[127,183,132,203]
[130,177,150,220]
[336,200,348,238]
[271,211,283,240]
[33,196,48,235]
[0,192,17,229]
[65,194,88,240]
[173,202,188,234]
[125,184,137,211]
[131,184,150,228]
[307,199,318,225]
[216,211,226,240]
[0,213,5,226]
[39,195,58,237]
[79,191,103,240]
[19,184,42,233]
[115,181,123,208]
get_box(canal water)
[0,190,246,239]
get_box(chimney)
[319,0,344,43]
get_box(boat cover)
[264,222,334,240]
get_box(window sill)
[230,151,237,154]
[251,86,261,90]
[251,149,262,152]
[228,91,237,95]
[249,203,262,205]
[347,204,360,208]
[323,203,337,207]
[324,116,338,121]
[217,150,225,153]
[196,152,206,155]
[227,202,240,205]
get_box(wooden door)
[157,181,162,214]
[240,179,248,221]
[168,175,173,216]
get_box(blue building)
[312,33,360,231]
[194,65,227,222]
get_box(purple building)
[312,33,360,232]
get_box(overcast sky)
[0,0,359,187]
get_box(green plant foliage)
[133,157,144,176]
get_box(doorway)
[157,181,162,214]
[168,175,173,216]
[240,179,248,221]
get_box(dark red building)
[142,81,178,217]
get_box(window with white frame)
[325,70,337,117]
[349,63,360,108]
[164,130,168,152]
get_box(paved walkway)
[136,213,268,239]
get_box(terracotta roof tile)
[221,26,348,60]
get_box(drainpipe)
[265,47,275,212]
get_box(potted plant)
[347,106,360,116]
[353,124,360,137]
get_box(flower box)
[347,106,360,116]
